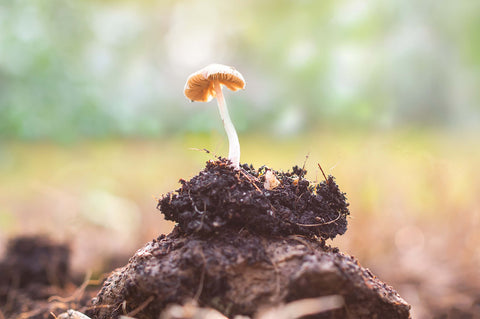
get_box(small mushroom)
[184,64,246,168]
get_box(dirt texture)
[0,236,96,319]
[159,160,350,239]
[1,236,69,289]
[89,228,409,318]
[88,159,411,318]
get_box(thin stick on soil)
[302,153,310,172]
[317,163,329,184]
[188,148,211,155]
[194,250,207,302]
[295,211,341,227]
[126,295,155,318]
[48,270,93,303]
[238,169,262,193]
[83,304,114,314]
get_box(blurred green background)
[1,0,479,140]
[1,1,480,318]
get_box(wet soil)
[158,159,350,240]
[88,228,410,319]
[0,159,416,318]
[87,159,409,318]
[0,236,97,319]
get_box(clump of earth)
[0,236,96,319]
[88,159,410,319]
[158,159,350,240]
[1,159,413,318]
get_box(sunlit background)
[1,1,480,318]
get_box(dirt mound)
[89,228,410,319]
[158,159,349,239]
[1,236,70,289]
[0,236,104,319]
[0,236,72,319]
[88,159,410,318]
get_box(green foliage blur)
[1,0,479,141]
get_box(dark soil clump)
[88,159,410,318]
[0,160,412,318]
[0,236,95,319]
[158,159,349,239]
[89,228,410,319]
[1,236,70,289]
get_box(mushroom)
[184,64,246,168]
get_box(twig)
[48,270,93,303]
[126,296,155,317]
[188,189,205,215]
[82,304,114,313]
[238,169,262,193]
[188,148,211,154]
[194,248,207,302]
[302,153,310,172]
[317,163,329,184]
[295,211,341,227]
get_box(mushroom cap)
[184,64,246,102]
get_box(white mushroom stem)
[213,81,240,168]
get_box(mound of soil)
[1,235,70,289]
[0,236,91,319]
[158,160,349,239]
[89,228,410,318]
[88,159,411,318]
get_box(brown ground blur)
[1,130,479,318]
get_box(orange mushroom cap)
[184,64,246,102]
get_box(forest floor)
[1,130,479,318]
